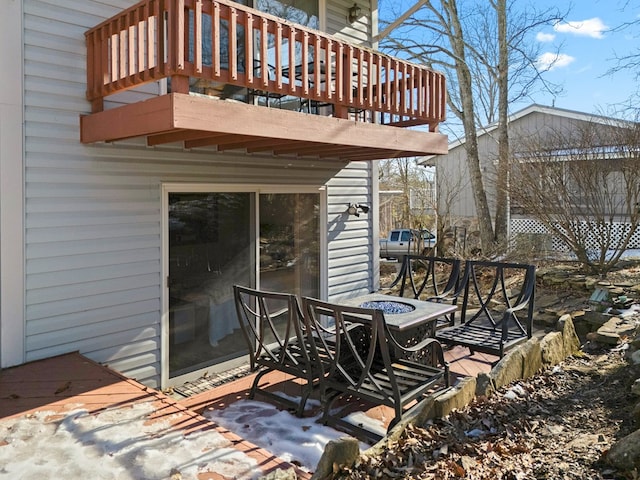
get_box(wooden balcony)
[80,0,448,161]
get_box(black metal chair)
[389,255,464,329]
[233,285,321,417]
[434,261,536,359]
[301,297,450,442]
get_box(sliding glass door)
[164,186,321,385]
[167,192,254,379]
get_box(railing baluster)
[346,46,354,105]
[336,43,344,104]
[194,0,202,74]
[260,17,268,88]
[147,1,155,72]
[212,2,220,78]
[325,39,332,101]
[384,56,391,111]
[246,12,254,83]
[119,16,126,82]
[301,31,309,96]
[288,26,296,95]
[229,6,237,80]
[313,35,320,97]
[275,23,283,91]
[401,61,408,115]
[417,68,424,118]
[177,0,185,71]
[392,59,399,115]
[409,65,415,116]
[373,54,381,110]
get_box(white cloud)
[553,18,608,39]
[536,32,556,42]
[536,52,575,71]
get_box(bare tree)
[606,1,640,113]
[379,157,436,234]
[379,0,564,254]
[510,118,640,276]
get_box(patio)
[0,347,495,478]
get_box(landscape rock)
[540,331,565,365]
[607,428,640,471]
[475,372,495,398]
[582,311,612,327]
[533,312,559,326]
[260,468,298,480]
[518,337,542,379]
[633,402,640,424]
[559,315,581,356]
[312,437,360,480]
[632,378,640,396]
[595,317,639,345]
[434,376,476,418]
[492,349,524,389]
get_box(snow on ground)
[202,397,376,471]
[0,397,377,479]
[0,401,260,479]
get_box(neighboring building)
[421,104,640,253]
[0,0,447,388]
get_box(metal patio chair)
[233,285,321,416]
[434,260,536,359]
[302,296,450,442]
[390,254,464,329]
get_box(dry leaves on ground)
[333,348,638,480]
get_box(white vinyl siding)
[326,162,374,297]
[21,0,375,387]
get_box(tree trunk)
[493,0,509,248]
[447,0,495,251]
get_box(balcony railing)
[85,0,446,131]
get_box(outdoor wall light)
[346,203,370,217]
[348,3,361,23]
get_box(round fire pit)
[359,300,415,314]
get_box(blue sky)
[380,0,639,121]
[522,0,639,117]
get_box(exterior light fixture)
[348,3,361,24]
[346,203,370,217]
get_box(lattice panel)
[511,218,640,254]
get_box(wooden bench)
[434,260,536,359]
[389,255,464,329]
[233,285,323,417]
[302,296,450,442]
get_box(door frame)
[160,183,327,388]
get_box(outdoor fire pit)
[360,300,416,314]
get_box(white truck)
[379,228,436,260]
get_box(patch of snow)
[340,411,387,439]
[0,401,260,479]
[203,399,370,472]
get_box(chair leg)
[249,368,270,400]
[320,390,342,426]
[296,383,313,417]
